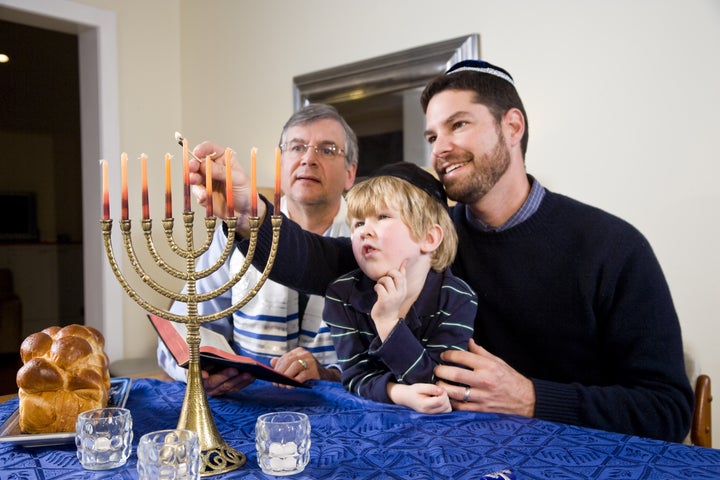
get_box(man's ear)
[344,163,358,191]
[420,224,443,254]
[502,108,525,149]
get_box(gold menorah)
[100,156,282,475]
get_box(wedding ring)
[463,386,471,403]
[297,358,308,370]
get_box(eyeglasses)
[280,142,346,161]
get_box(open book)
[148,313,307,388]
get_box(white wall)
[20,0,720,445]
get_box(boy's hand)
[387,382,451,414]
[371,261,408,341]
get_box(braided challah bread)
[16,324,110,433]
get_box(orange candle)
[250,147,257,217]
[205,155,213,218]
[183,139,191,212]
[101,159,110,220]
[274,147,281,214]
[225,148,234,219]
[165,153,172,219]
[121,152,128,220]
[141,154,149,220]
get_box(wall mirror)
[293,34,480,177]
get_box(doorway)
[0,0,124,366]
[0,18,84,330]
[0,19,83,394]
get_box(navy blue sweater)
[244,191,693,442]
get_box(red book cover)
[148,313,307,388]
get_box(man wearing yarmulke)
[418,60,691,442]
[191,59,692,443]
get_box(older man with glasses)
[157,103,358,395]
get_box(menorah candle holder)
[101,210,282,476]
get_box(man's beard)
[442,136,511,205]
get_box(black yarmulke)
[369,162,447,206]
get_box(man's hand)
[270,347,340,389]
[387,382,451,414]
[189,141,265,235]
[201,367,255,396]
[434,339,536,416]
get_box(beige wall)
[21,0,720,445]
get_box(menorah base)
[178,360,247,476]
[199,442,246,476]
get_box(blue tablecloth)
[1,378,718,479]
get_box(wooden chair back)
[692,374,712,448]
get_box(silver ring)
[463,386,471,403]
[297,358,308,370]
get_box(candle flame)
[174,131,204,163]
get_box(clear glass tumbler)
[75,407,133,470]
[137,428,201,480]
[255,411,311,476]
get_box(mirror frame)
[293,34,480,110]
